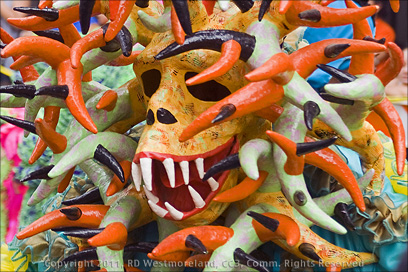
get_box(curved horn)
[0,84,36,99]
[180,80,284,142]
[171,0,192,35]
[17,205,109,240]
[104,0,136,42]
[285,1,378,27]
[13,7,59,21]
[291,39,386,79]
[33,29,64,43]
[0,115,37,134]
[259,0,272,21]
[186,40,241,85]
[155,30,256,62]
[79,0,96,34]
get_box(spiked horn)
[373,43,406,175]
[79,0,96,34]
[285,1,378,27]
[16,205,109,239]
[212,104,237,124]
[180,80,284,141]
[20,165,54,182]
[62,187,102,206]
[304,137,365,212]
[35,85,69,99]
[33,30,64,43]
[60,207,82,221]
[317,64,357,83]
[88,222,128,250]
[0,116,37,134]
[319,92,355,105]
[258,0,273,21]
[171,0,192,35]
[233,248,269,272]
[58,227,104,238]
[0,84,36,99]
[296,137,337,156]
[291,39,386,79]
[94,144,125,183]
[34,118,67,154]
[298,243,321,261]
[250,212,300,246]
[186,40,242,85]
[13,7,59,21]
[155,30,256,62]
[104,0,136,42]
[7,2,101,32]
[247,211,279,232]
[214,171,268,202]
[334,203,356,231]
[62,248,98,264]
[185,235,208,254]
[203,153,240,181]
[0,28,39,82]
[303,101,320,131]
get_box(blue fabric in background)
[303,1,376,91]
[73,17,99,32]
[310,148,407,271]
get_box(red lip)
[133,137,239,220]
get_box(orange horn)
[7,2,101,31]
[186,40,242,85]
[180,80,284,141]
[285,1,378,27]
[104,0,136,42]
[291,39,386,79]
[346,0,374,75]
[34,118,67,154]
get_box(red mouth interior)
[150,139,236,212]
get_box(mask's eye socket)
[185,72,231,102]
[141,69,161,98]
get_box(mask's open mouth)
[133,137,239,220]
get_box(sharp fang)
[195,158,205,179]
[179,161,189,185]
[163,158,176,188]
[148,200,168,218]
[164,202,184,220]
[140,158,153,191]
[207,177,219,191]
[131,162,142,192]
[188,186,206,208]
[143,185,159,204]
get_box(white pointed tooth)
[207,177,219,191]
[163,158,176,188]
[179,161,190,185]
[164,202,184,220]
[148,200,168,218]
[140,158,153,191]
[143,185,159,204]
[188,186,206,208]
[131,162,142,192]
[195,158,205,179]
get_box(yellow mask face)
[131,30,265,223]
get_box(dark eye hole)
[185,72,231,102]
[141,69,161,98]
